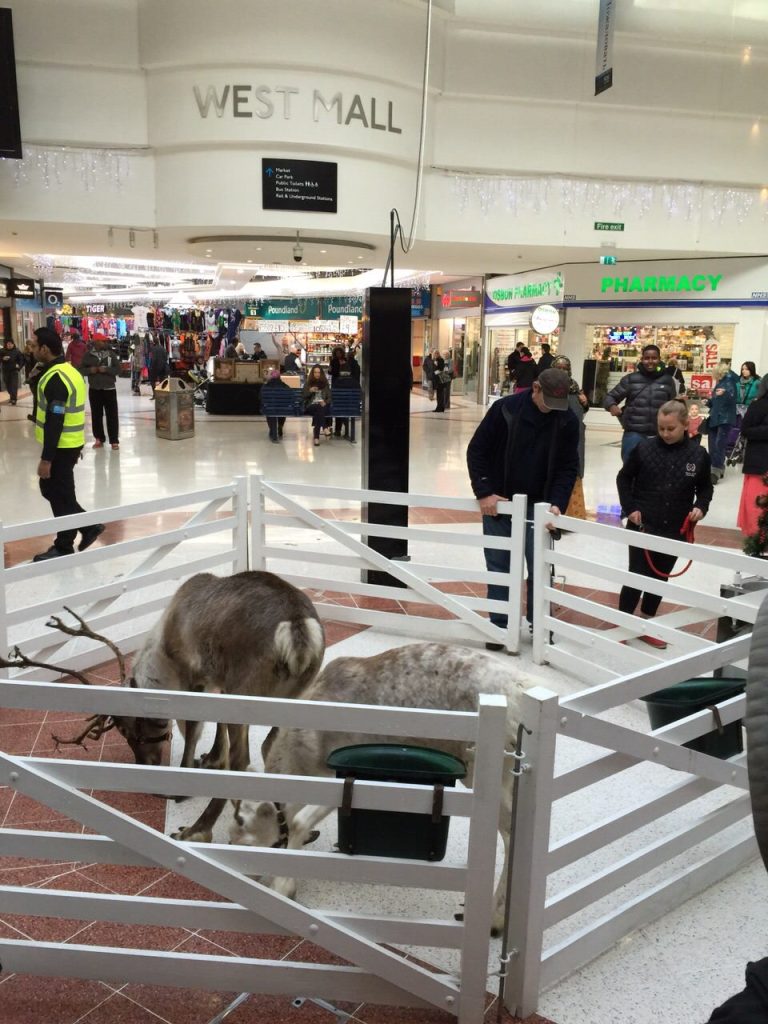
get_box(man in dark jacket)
[148,337,169,398]
[537,342,554,373]
[1,338,25,405]
[80,334,120,449]
[603,344,678,462]
[467,368,579,647]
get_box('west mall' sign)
[601,274,723,294]
[193,85,402,133]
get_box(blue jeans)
[482,513,534,627]
[621,430,649,463]
[708,423,730,471]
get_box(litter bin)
[154,377,194,440]
[641,678,746,759]
[326,744,466,861]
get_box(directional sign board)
[262,158,338,213]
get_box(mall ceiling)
[4,0,767,300]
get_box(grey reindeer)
[228,642,534,935]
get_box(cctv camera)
[293,243,304,263]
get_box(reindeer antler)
[51,713,116,752]
[0,647,93,686]
[46,606,127,685]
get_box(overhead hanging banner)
[321,296,364,318]
[244,298,318,319]
[595,0,615,95]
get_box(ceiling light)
[357,255,364,259]
[247,259,253,263]
[256,247,262,251]
[320,249,327,254]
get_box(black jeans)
[267,416,286,440]
[2,368,19,401]
[306,403,329,438]
[618,521,677,618]
[39,447,86,552]
[89,388,119,443]
[435,381,452,411]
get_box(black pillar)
[361,287,412,586]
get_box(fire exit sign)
[594,221,624,231]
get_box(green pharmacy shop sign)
[489,271,564,304]
[600,273,722,295]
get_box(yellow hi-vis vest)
[35,361,86,449]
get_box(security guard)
[29,327,104,561]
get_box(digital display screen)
[607,327,637,343]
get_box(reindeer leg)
[178,719,204,769]
[170,719,205,803]
[171,798,226,844]
[200,723,229,771]
[227,723,250,772]
[173,726,250,843]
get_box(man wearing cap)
[467,367,579,648]
[28,327,104,561]
[81,333,120,449]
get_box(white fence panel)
[0,679,509,1023]
[0,478,249,677]
[505,506,761,1018]
[249,475,527,652]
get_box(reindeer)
[5,571,325,843]
[228,642,532,935]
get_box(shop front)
[241,296,362,369]
[433,279,482,401]
[558,257,768,404]
[483,269,564,403]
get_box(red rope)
[643,514,696,578]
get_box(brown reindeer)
[6,571,325,842]
[228,642,533,935]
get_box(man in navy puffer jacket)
[604,344,678,462]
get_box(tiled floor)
[0,381,757,1024]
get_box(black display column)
[361,287,412,586]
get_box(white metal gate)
[0,679,508,1023]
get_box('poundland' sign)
[601,273,722,294]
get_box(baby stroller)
[187,366,209,407]
[726,431,745,467]
[725,414,745,468]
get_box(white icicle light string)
[2,144,132,192]
[449,172,765,224]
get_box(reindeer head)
[112,677,172,765]
[229,799,285,848]
[4,608,174,765]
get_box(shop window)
[488,326,560,396]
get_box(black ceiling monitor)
[0,8,22,159]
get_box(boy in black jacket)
[616,399,713,649]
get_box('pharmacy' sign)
[601,273,722,295]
